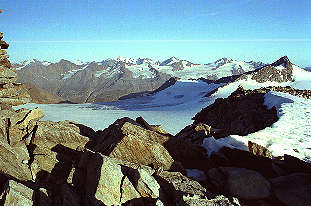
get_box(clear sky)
[1,0,311,66]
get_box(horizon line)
[10,39,311,43]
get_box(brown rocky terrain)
[1,20,311,205]
[14,59,172,103]
[23,82,65,104]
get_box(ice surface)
[16,80,220,135]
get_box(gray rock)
[156,171,241,206]
[92,117,175,171]
[0,138,33,181]
[80,151,161,205]
[208,167,271,200]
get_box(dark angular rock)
[193,86,278,137]
[270,173,311,206]
[0,41,9,49]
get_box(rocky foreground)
[1,33,311,206]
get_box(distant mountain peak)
[170,56,179,61]
[271,56,292,68]
[213,57,233,68]
[136,58,154,65]
[160,56,180,66]
[250,56,293,83]
[115,56,137,64]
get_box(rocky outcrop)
[29,120,91,180]
[175,123,211,144]
[79,151,160,205]
[91,117,176,171]
[193,86,278,137]
[155,170,241,206]
[91,117,212,172]
[248,141,273,159]
[266,85,311,99]
[248,56,293,83]
[0,36,31,106]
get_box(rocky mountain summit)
[236,56,294,83]
[1,30,311,205]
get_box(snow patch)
[126,65,156,79]
[62,65,89,80]
[223,92,311,161]
[202,137,248,156]
[291,65,311,89]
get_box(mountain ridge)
[12,56,266,103]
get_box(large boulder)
[175,123,211,145]
[92,117,176,171]
[93,117,211,172]
[30,120,90,181]
[155,170,241,206]
[7,107,44,145]
[210,146,276,178]
[79,151,160,205]
[0,138,32,181]
[207,167,271,200]
[270,173,311,206]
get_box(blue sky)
[1,0,311,66]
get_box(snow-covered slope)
[126,65,157,79]
[291,65,311,89]
[200,61,311,161]
[208,62,311,100]
[205,91,311,161]
[15,59,52,70]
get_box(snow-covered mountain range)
[14,56,265,81]
[12,56,265,103]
